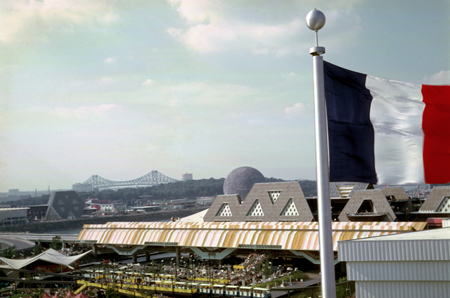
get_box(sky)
[0,0,449,192]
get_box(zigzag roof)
[203,182,313,222]
[0,248,91,270]
[419,187,450,212]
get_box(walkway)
[270,273,321,298]
[0,233,79,243]
[0,237,35,250]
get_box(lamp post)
[112,260,115,288]
[208,257,211,285]
[190,255,195,283]
[305,8,336,298]
[171,261,176,297]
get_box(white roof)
[0,248,92,270]
[253,288,270,291]
[338,228,450,262]
[345,227,450,241]
[178,209,207,222]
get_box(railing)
[75,280,198,297]
[187,276,228,284]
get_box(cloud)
[284,102,308,118]
[423,70,450,85]
[132,80,263,129]
[167,18,304,55]
[0,0,118,44]
[49,103,122,118]
[160,81,257,108]
[100,76,115,83]
[104,57,117,64]
[167,0,217,24]
[142,79,155,86]
[166,0,362,55]
[168,98,182,108]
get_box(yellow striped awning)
[78,221,426,251]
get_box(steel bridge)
[72,170,178,191]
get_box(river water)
[45,218,171,235]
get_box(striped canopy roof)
[78,221,426,251]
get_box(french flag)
[324,61,450,185]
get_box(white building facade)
[338,228,450,298]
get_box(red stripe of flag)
[422,85,450,184]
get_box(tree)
[76,178,227,202]
[105,287,121,298]
[336,277,351,298]
[50,236,62,250]
[31,286,45,298]
[33,245,43,255]
[2,247,17,258]
[262,259,273,278]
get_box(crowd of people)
[157,253,287,286]
[82,252,287,288]
[11,253,298,298]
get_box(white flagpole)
[305,9,336,298]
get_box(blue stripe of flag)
[324,61,377,183]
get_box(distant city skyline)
[0,0,449,192]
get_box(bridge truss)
[73,171,178,191]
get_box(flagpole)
[306,9,336,298]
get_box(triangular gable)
[330,182,373,198]
[355,199,378,213]
[45,207,61,221]
[216,203,233,217]
[268,191,281,204]
[338,190,397,222]
[203,195,242,222]
[436,196,450,212]
[246,200,264,216]
[336,184,355,199]
[381,187,409,202]
[280,198,299,216]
